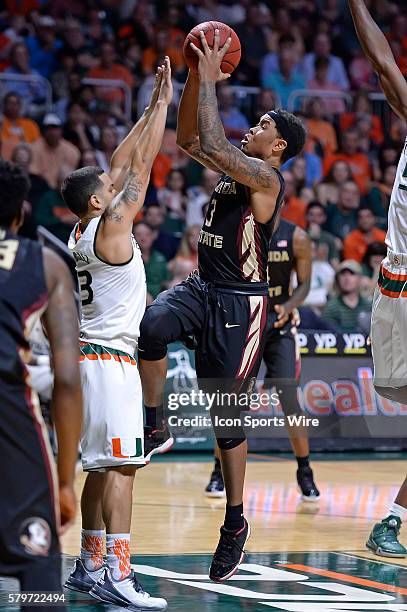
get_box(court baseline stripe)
[279,562,407,595]
[334,550,407,570]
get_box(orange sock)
[80,529,104,571]
[106,534,131,581]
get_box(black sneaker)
[144,425,174,464]
[64,559,106,594]
[209,518,250,582]
[297,466,320,502]
[205,469,226,498]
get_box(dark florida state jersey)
[0,229,48,387]
[267,219,296,305]
[198,171,285,284]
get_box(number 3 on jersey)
[78,270,93,306]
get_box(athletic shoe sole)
[298,486,320,503]
[210,521,251,583]
[205,490,226,499]
[144,437,174,464]
[90,583,168,611]
[366,538,407,558]
[64,579,94,594]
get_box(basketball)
[183,21,241,75]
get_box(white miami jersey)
[68,217,146,355]
[386,137,407,254]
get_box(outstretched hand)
[148,63,164,110]
[158,56,173,105]
[189,29,232,83]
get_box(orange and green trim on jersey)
[378,265,407,298]
[79,341,137,365]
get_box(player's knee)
[277,384,301,416]
[217,437,246,450]
[139,305,182,360]
[374,384,407,404]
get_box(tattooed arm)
[96,58,172,264]
[176,72,222,172]
[348,0,407,122]
[42,247,82,534]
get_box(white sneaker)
[90,567,167,610]
[64,558,106,593]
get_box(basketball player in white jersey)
[348,0,407,558]
[61,59,172,609]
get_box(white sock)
[389,502,407,521]
[106,533,131,581]
[80,529,105,572]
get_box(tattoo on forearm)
[198,81,277,189]
[122,171,143,205]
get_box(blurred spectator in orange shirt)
[142,29,184,77]
[280,170,307,229]
[1,92,40,160]
[323,129,371,194]
[343,206,386,263]
[340,92,384,146]
[305,97,338,156]
[88,41,134,106]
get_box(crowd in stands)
[1,0,406,333]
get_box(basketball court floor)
[2,452,407,611]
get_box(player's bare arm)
[176,71,224,172]
[348,0,407,122]
[109,66,164,190]
[191,30,282,224]
[97,58,173,263]
[42,247,82,534]
[273,228,311,328]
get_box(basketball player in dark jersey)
[0,160,82,605]
[206,219,320,501]
[138,31,306,582]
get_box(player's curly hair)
[0,160,31,228]
[61,166,104,217]
[277,110,307,163]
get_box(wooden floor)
[61,455,407,566]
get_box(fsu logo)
[19,517,51,556]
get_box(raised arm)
[42,248,82,534]
[109,67,164,189]
[348,0,407,121]
[176,71,222,172]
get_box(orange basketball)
[183,21,241,75]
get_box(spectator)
[343,206,386,263]
[283,150,322,188]
[324,180,360,241]
[307,56,346,115]
[34,166,78,243]
[305,97,338,156]
[186,168,220,227]
[133,221,169,301]
[95,126,118,173]
[63,101,95,152]
[316,159,353,206]
[11,143,48,208]
[323,129,371,194]
[88,41,134,106]
[349,48,378,91]
[261,34,304,87]
[218,85,250,147]
[62,18,96,71]
[340,92,384,146]
[168,224,200,282]
[144,203,180,260]
[303,32,349,90]
[79,149,98,167]
[29,113,80,189]
[142,28,185,77]
[306,201,340,268]
[364,164,397,230]
[0,91,40,160]
[253,88,278,123]
[360,241,387,300]
[25,15,61,79]
[263,48,306,109]
[280,170,307,229]
[235,4,272,85]
[323,260,372,333]
[157,169,188,234]
[4,42,48,110]
[303,239,335,311]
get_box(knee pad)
[138,305,183,360]
[217,436,246,450]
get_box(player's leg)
[139,276,207,462]
[367,286,407,556]
[263,319,319,501]
[199,291,268,582]
[205,443,225,498]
